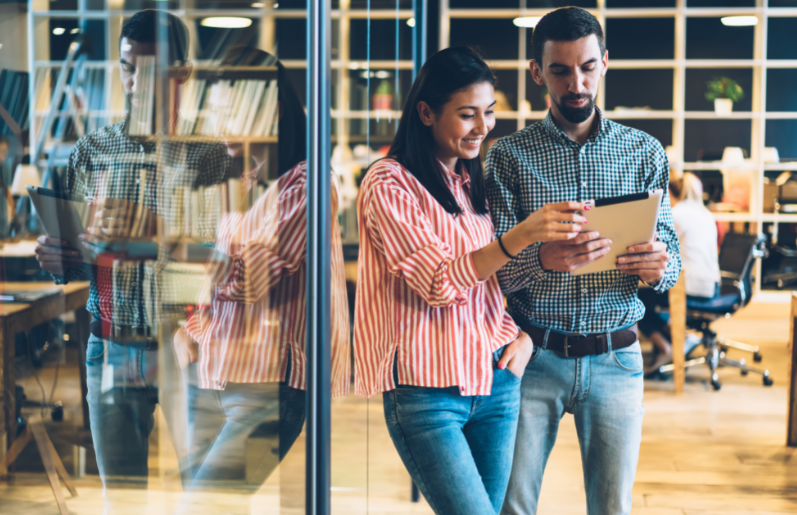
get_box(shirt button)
[581,182,587,188]
[582,288,587,293]
[580,321,586,326]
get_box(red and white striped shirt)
[184,162,350,395]
[354,159,518,398]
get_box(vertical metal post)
[306,0,332,513]
[412,0,428,79]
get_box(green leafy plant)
[705,77,744,103]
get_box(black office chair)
[658,232,773,391]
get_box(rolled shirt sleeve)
[366,182,482,308]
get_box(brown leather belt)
[518,321,637,358]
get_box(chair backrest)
[718,232,760,308]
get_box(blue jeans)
[183,365,306,488]
[502,335,645,515]
[85,334,159,479]
[383,347,522,515]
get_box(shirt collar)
[438,160,471,187]
[541,105,608,145]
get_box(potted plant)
[705,77,744,115]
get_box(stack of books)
[127,62,280,138]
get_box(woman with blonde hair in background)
[638,172,721,373]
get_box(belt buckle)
[563,333,588,358]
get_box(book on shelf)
[127,62,280,138]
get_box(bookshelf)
[440,0,797,301]
[27,0,415,244]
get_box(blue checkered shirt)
[485,108,681,335]
[54,120,234,325]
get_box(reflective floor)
[2,301,795,515]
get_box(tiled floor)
[1,301,795,514]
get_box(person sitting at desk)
[638,172,721,373]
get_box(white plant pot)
[714,98,733,115]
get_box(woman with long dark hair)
[353,46,587,514]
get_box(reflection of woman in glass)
[354,47,587,514]
[172,47,350,500]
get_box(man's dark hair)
[531,7,605,65]
[120,9,189,62]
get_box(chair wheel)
[712,380,722,391]
[754,352,763,363]
[741,370,749,376]
[763,376,774,387]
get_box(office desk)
[0,282,91,453]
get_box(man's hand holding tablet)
[539,230,613,274]
[616,240,670,283]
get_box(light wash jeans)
[502,334,645,515]
[383,346,522,515]
[85,334,161,514]
[182,365,306,488]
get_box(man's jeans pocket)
[86,338,106,367]
[613,343,643,372]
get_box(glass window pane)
[766,120,797,159]
[606,18,675,60]
[276,18,307,60]
[767,18,797,60]
[605,69,674,111]
[494,69,519,112]
[349,19,413,61]
[450,18,519,60]
[767,69,797,111]
[48,19,75,60]
[686,18,754,60]
[770,0,797,6]
[684,119,752,161]
[607,0,675,6]
[761,222,797,290]
[687,0,755,6]
[685,68,753,111]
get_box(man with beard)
[485,7,680,515]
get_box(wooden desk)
[0,282,91,452]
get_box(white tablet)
[571,189,663,277]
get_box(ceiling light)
[52,27,66,35]
[407,18,415,28]
[513,17,542,28]
[721,16,758,27]
[251,2,265,7]
[200,17,253,29]
[70,28,79,34]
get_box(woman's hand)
[173,327,199,369]
[519,201,589,245]
[497,330,535,379]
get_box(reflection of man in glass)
[33,9,234,508]
[171,47,350,506]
